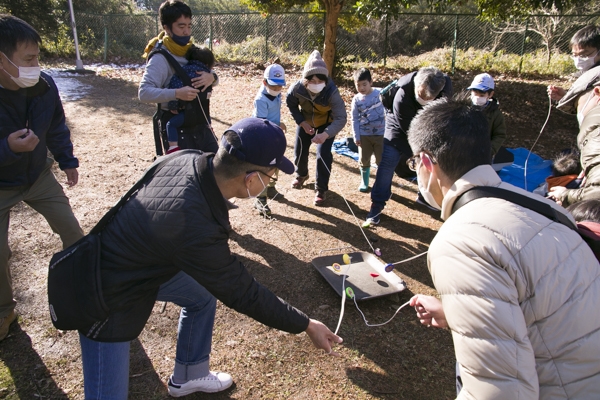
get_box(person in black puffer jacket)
[75,118,343,399]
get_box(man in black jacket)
[0,15,83,341]
[365,67,452,226]
[78,118,342,399]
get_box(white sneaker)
[167,372,233,396]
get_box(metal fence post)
[383,14,388,67]
[155,14,159,36]
[209,14,213,51]
[518,17,529,75]
[265,14,269,62]
[103,15,108,63]
[452,14,458,74]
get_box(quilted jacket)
[92,151,309,341]
[432,165,600,399]
[0,72,78,188]
[558,104,600,206]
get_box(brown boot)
[291,175,308,189]
[0,310,17,341]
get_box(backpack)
[452,186,600,261]
[379,79,399,113]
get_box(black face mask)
[170,32,191,46]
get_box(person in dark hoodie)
[72,118,342,399]
[0,14,83,341]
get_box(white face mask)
[265,87,282,97]
[577,92,594,126]
[307,82,325,94]
[573,50,599,71]
[415,94,432,106]
[246,173,266,199]
[471,95,489,107]
[1,53,40,88]
[417,160,442,211]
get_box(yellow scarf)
[142,31,193,59]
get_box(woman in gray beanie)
[286,50,347,206]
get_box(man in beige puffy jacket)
[406,97,600,399]
[548,66,600,206]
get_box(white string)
[300,132,377,253]
[353,297,411,327]
[333,250,424,334]
[389,251,427,266]
[196,94,218,143]
[333,273,347,335]
[523,95,553,191]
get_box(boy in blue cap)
[252,63,287,216]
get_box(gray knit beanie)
[303,50,329,78]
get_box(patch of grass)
[337,46,575,78]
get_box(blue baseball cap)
[264,64,286,86]
[467,73,495,91]
[221,117,294,174]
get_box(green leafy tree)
[241,0,347,75]
[471,0,590,22]
[0,0,59,36]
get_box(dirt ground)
[0,63,579,400]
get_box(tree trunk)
[322,0,343,76]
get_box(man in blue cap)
[73,118,342,399]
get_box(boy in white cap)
[467,73,506,157]
[286,50,347,206]
[251,63,287,216]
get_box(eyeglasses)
[571,49,599,61]
[247,170,277,183]
[406,154,421,172]
[406,153,437,172]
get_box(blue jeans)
[80,272,217,400]
[166,112,185,143]
[370,142,403,208]
[294,124,334,192]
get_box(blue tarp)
[498,148,552,192]
[332,138,359,161]
[332,143,551,192]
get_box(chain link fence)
[65,11,600,72]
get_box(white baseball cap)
[467,73,495,91]
[264,64,286,86]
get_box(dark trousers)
[294,124,334,192]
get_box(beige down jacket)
[431,165,600,400]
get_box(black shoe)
[314,190,326,206]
